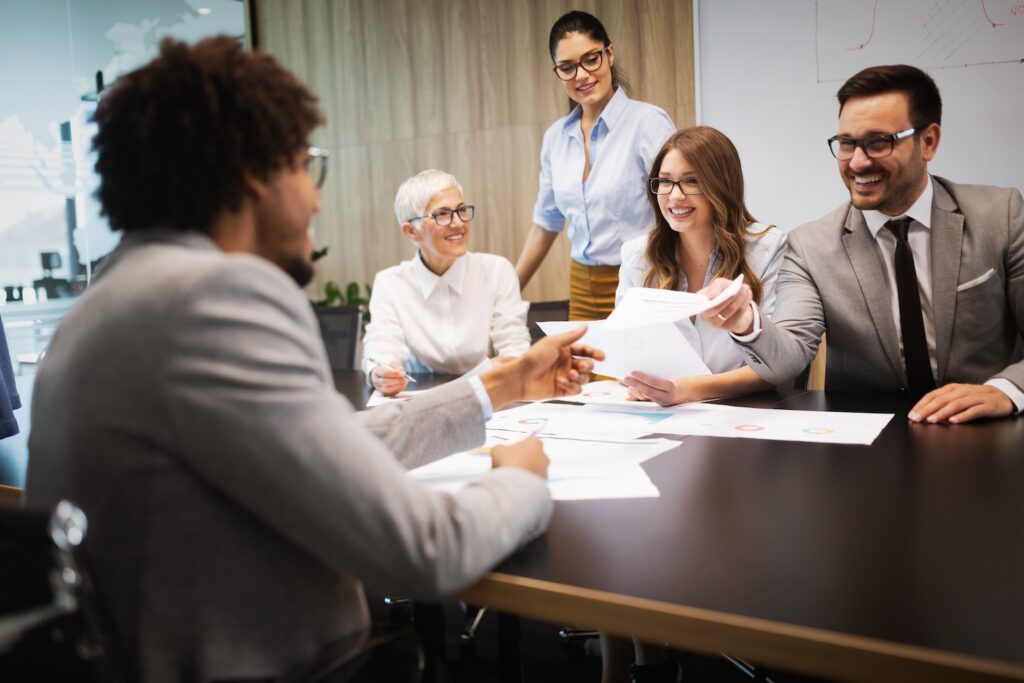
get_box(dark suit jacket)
[0,313,19,439]
[739,176,1024,394]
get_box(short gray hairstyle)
[393,169,464,227]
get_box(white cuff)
[468,375,495,420]
[985,378,1024,414]
[730,303,762,343]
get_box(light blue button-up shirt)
[532,87,675,266]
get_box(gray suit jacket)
[739,177,1024,394]
[25,231,552,682]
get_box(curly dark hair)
[92,36,324,234]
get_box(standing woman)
[515,10,675,320]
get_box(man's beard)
[283,258,315,287]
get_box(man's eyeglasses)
[827,128,916,161]
[410,205,476,227]
[649,177,704,196]
[552,47,609,81]
[305,146,329,189]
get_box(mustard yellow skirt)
[569,261,619,321]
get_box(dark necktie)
[885,217,935,397]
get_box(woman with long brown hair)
[617,125,787,407]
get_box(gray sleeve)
[162,260,552,599]
[739,231,826,385]
[992,187,1024,392]
[354,379,486,469]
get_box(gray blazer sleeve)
[354,380,485,469]
[992,187,1024,392]
[162,258,552,598]
[738,232,826,385]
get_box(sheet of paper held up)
[606,274,744,328]
[532,276,742,381]
[537,319,711,381]
[407,436,675,500]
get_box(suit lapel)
[929,180,964,384]
[842,208,906,382]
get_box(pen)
[366,357,417,383]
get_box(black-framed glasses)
[552,47,609,81]
[410,205,476,227]
[649,176,704,196]
[827,127,916,161]
[305,146,329,189]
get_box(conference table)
[334,370,1024,682]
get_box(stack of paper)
[408,435,677,501]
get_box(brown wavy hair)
[643,126,770,303]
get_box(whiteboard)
[696,0,1024,232]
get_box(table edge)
[459,572,1024,683]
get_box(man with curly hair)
[25,36,598,682]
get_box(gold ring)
[716,313,728,321]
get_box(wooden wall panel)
[255,0,695,303]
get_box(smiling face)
[402,186,470,275]
[553,32,615,113]
[837,91,939,215]
[654,149,713,240]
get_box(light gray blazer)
[25,231,552,683]
[738,177,1024,394]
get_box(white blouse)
[362,251,531,376]
[616,222,787,375]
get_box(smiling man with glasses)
[699,64,1024,425]
[361,169,532,396]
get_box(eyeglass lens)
[306,154,327,189]
[649,177,703,195]
[432,205,475,226]
[554,50,604,80]
[829,137,895,161]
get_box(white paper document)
[486,401,679,441]
[365,389,428,407]
[537,320,710,380]
[657,403,893,445]
[606,275,744,328]
[408,436,677,500]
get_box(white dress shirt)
[362,251,531,377]
[617,222,787,374]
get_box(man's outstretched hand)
[482,326,604,410]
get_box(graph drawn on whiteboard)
[815,0,1024,83]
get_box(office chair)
[526,299,570,344]
[0,500,130,682]
[314,304,363,370]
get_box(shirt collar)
[864,175,934,237]
[411,250,467,298]
[561,86,630,138]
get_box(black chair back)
[526,300,570,344]
[0,501,129,682]
[315,305,363,370]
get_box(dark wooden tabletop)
[333,371,1024,681]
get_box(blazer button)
[897,386,907,394]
